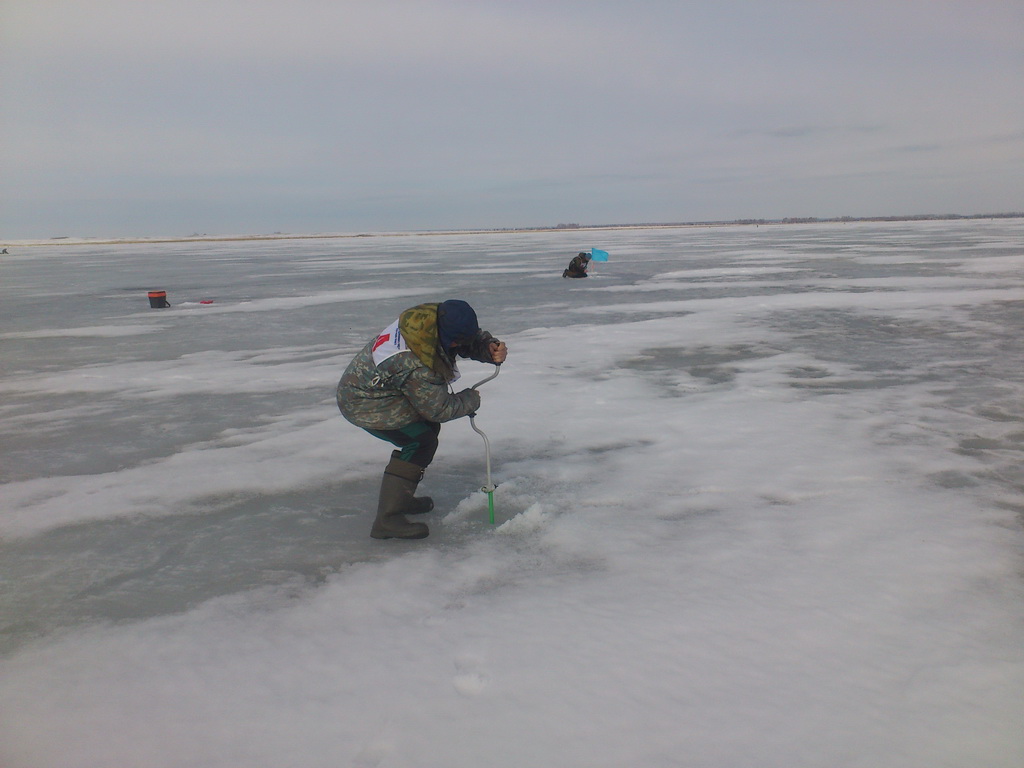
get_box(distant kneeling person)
[562,252,591,278]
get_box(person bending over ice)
[562,251,591,278]
[336,300,508,539]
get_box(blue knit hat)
[437,299,479,349]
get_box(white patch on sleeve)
[370,318,407,366]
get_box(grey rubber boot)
[405,494,435,515]
[389,451,433,514]
[370,458,430,540]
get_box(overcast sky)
[2,0,1022,239]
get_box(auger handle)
[471,363,501,390]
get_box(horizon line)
[4,211,1022,247]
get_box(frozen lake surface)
[1,220,1023,767]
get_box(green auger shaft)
[470,365,501,524]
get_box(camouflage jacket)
[336,303,499,430]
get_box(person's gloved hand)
[461,388,482,414]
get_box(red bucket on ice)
[148,290,170,308]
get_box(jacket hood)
[397,303,459,381]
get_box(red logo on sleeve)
[372,333,391,352]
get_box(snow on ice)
[1,220,1023,767]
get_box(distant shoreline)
[4,212,1022,248]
